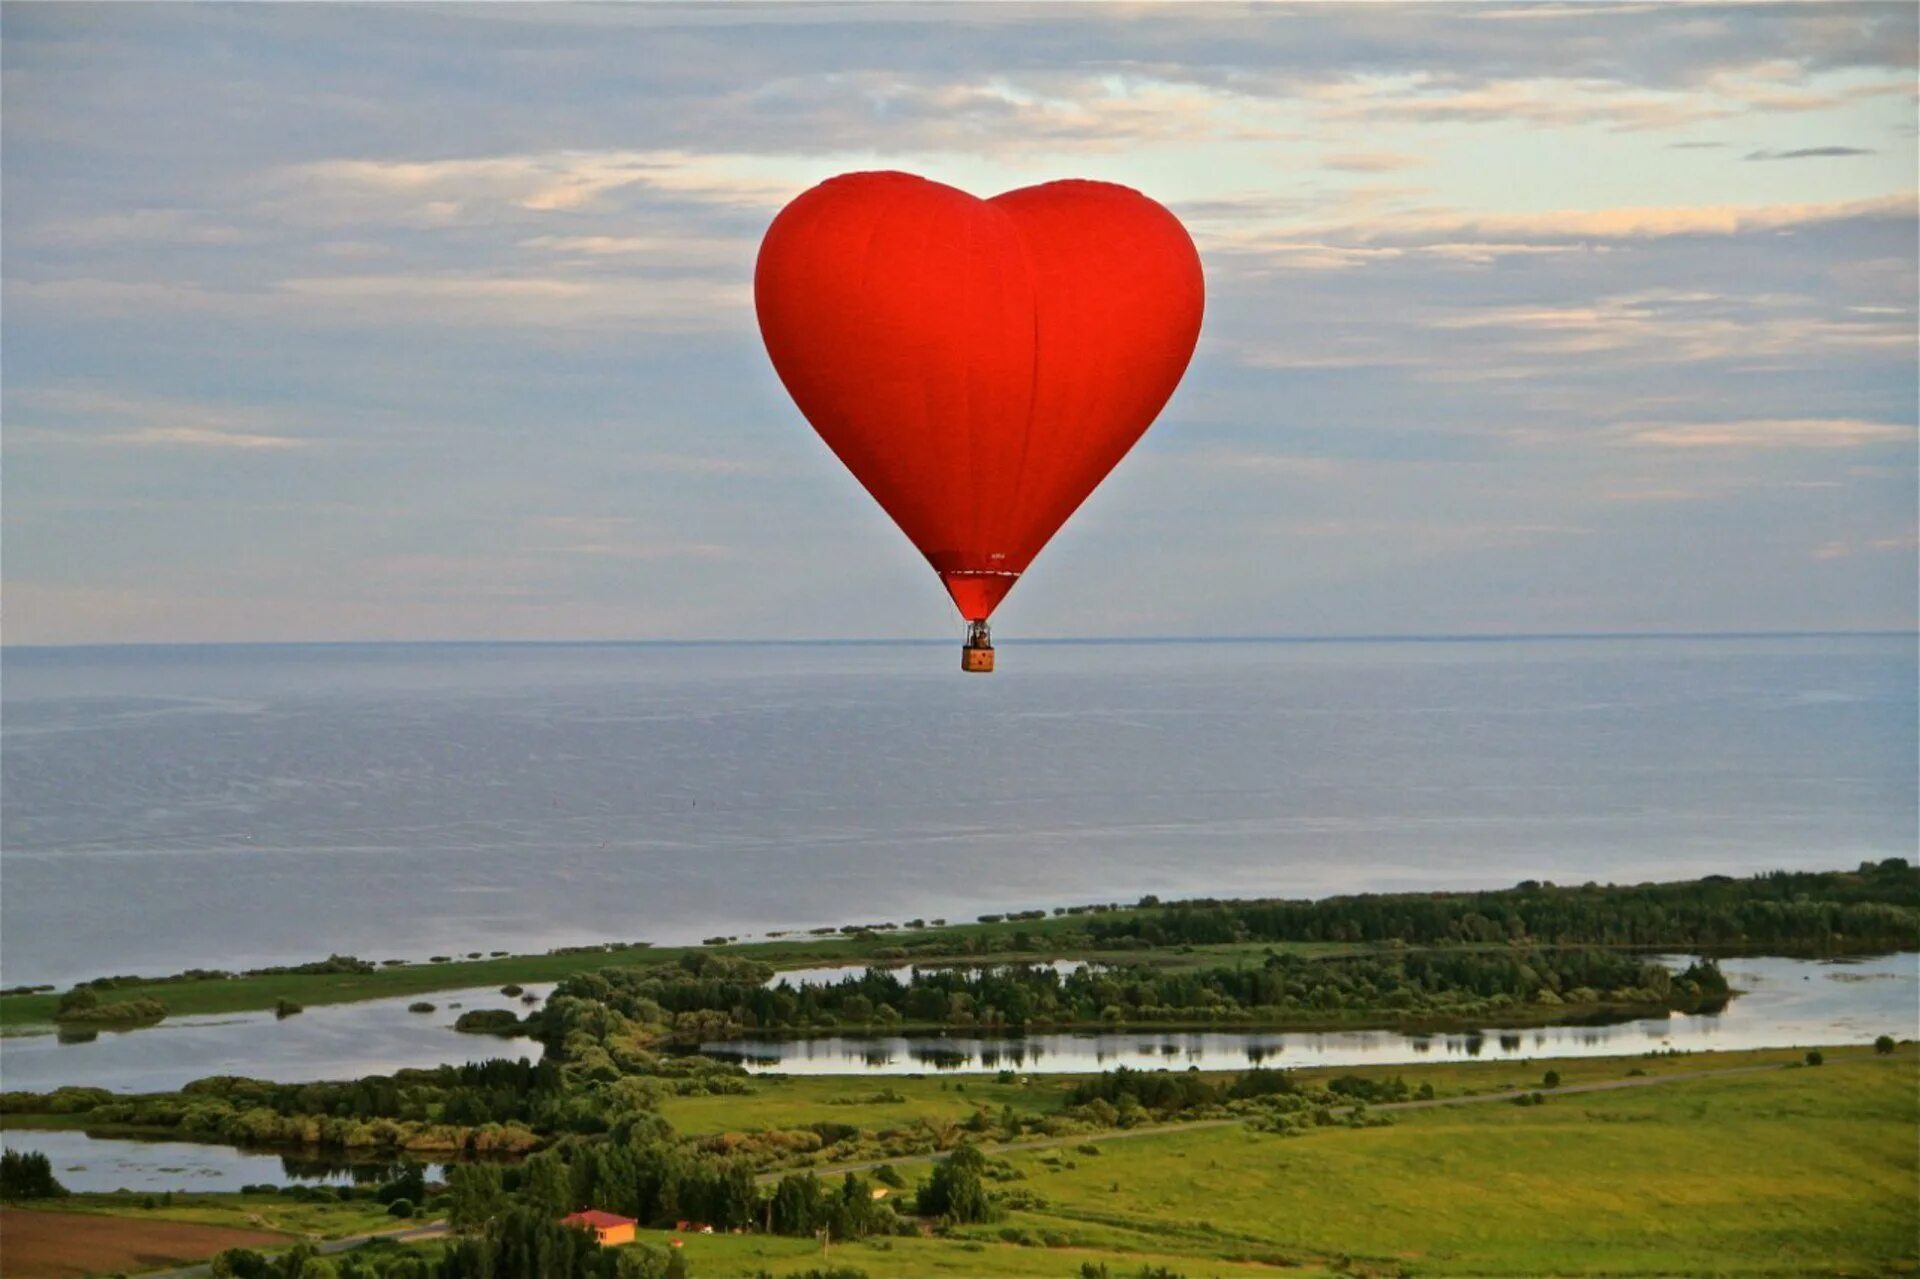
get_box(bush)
[1542,1070,1560,1088]
[275,999,304,1018]
[54,992,167,1025]
[387,1197,415,1218]
[1805,1050,1824,1067]
[1875,1035,1896,1054]
[453,1009,521,1035]
[408,1002,436,1014]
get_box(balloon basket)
[961,620,995,674]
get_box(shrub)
[275,999,303,1018]
[408,1002,435,1014]
[387,1197,414,1218]
[453,1009,522,1035]
[1875,1035,1896,1054]
[1805,1050,1824,1066]
[1542,1070,1561,1088]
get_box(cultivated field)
[0,1205,288,1278]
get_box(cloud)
[1744,146,1877,160]
[1319,151,1425,173]
[100,426,308,450]
[1621,419,1913,449]
[5,388,313,450]
[1339,195,1913,245]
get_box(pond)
[0,984,549,1094]
[0,1127,431,1194]
[707,953,1920,1075]
[767,959,1096,988]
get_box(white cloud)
[1621,418,1913,449]
[101,426,308,450]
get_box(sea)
[3,634,1914,989]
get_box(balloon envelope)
[756,171,1204,621]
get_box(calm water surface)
[0,1128,417,1194]
[707,954,1920,1074]
[0,985,548,1094]
[4,637,1913,986]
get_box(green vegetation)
[941,1047,1919,1277]
[0,1148,67,1198]
[916,1143,995,1223]
[706,948,1729,1035]
[32,1047,1918,1277]
[1083,859,1920,953]
[35,1188,403,1239]
[3,861,1910,1031]
[52,986,168,1025]
[454,1008,525,1034]
[2,862,1913,1276]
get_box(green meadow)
[657,1048,1916,1277]
[32,1047,1917,1277]
[655,1044,1825,1136]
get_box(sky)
[3,2,1915,645]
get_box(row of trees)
[1082,862,1919,952]
[616,947,1725,1034]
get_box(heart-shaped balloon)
[755,171,1204,622]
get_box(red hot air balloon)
[755,172,1204,671]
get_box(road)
[144,1220,448,1279]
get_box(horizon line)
[4,628,1916,653]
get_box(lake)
[0,985,549,1094]
[3,636,1914,987]
[0,1128,423,1194]
[705,953,1920,1074]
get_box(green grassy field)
[36,1048,1916,1276]
[655,1044,1824,1136]
[662,1049,1920,1277]
[40,1190,407,1240]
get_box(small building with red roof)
[561,1209,638,1246]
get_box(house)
[561,1209,638,1247]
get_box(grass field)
[21,1048,1914,1276]
[655,1044,1827,1135]
[44,1190,408,1240]
[655,1050,1920,1276]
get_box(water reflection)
[0,984,551,1094]
[704,954,1919,1076]
[768,960,1098,989]
[0,1127,523,1194]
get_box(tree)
[210,1250,273,1279]
[522,1150,574,1219]
[1875,1035,1896,1054]
[1542,1070,1560,1088]
[56,987,98,1016]
[447,1162,506,1232]
[1805,1050,1824,1066]
[917,1144,994,1223]
[0,1150,67,1199]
